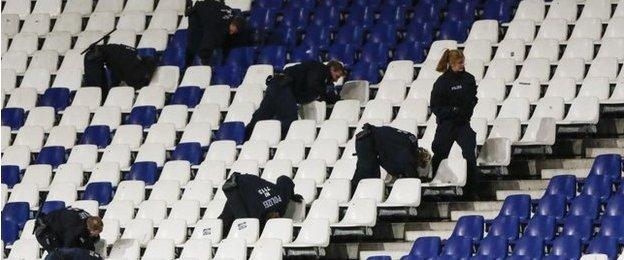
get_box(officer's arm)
[459,76,479,120]
[306,65,328,101]
[430,79,454,120]
[318,84,340,104]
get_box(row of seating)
[1,0,189,19]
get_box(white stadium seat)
[578,77,610,101]
[329,99,360,125]
[109,239,140,259]
[148,10,178,33]
[484,58,516,83]
[333,199,377,227]
[19,68,51,94]
[104,200,135,227]
[180,239,213,260]
[67,144,99,171]
[214,238,247,260]
[85,11,115,32]
[513,0,545,23]
[53,12,82,35]
[250,238,283,260]
[396,99,429,124]
[134,86,167,109]
[7,239,40,259]
[104,87,136,112]
[8,183,39,208]
[160,160,192,186]
[142,239,175,260]
[90,106,122,130]
[94,0,124,13]
[536,19,568,42]
[201,85,231,110]
[158,105,189,131]
[527,39,560,62]
[45,182,77,205]
[375,79,408,105]
[467,20,499,44]
[379,178,422,207]
[113,180,146,206]
[477,78,506,103]
[154,218,188,245]
[553,58,585,83]
[532,97,566,121]
[579,0,611,22]
[508,78,540,103]
[285,219,331,248]
[569,18,602,42]
[503,19,535,43]
[12,126,45,152]
[233,85,264,109]
[497,97,531,122]
[25,106,55,132]
[560,97,600,125]
[546,0,577,23]
[295,159,327,186]
[180,122,213,147]
[182,180,214,207]
[205,141,237,167]
[148,180,181,207]
[101,144,132,170]
[87,162,122,186]
[596,38,624,62]
[190,103,221,129]
[463,39,493,63]
[1,51,28,75]
[138,28,169,51]
[586,57,618,81]
[181,66,213,88]
[544,77,577,103]
[21,164,52,189]
[224,102,255,125]
[111,125,144,151]
[51,163,84,188]
[21,13,51,36]
[149,66,181,92]
[43,31,72,54]
[3,145,32,170]
[307,139,340,166]
[135,143,167,167]
[116,11,146,32]
[30,50,59,73]
[108,29,138,47]
[318,178,351,204]
[285,120,317,146]
[192,218,223,244]
[3,0,31,19]
[274,140,306,167]
[121,218,154,246]
[2,14,20,36]
[604,17,624,39]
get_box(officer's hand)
[290,194,304,203]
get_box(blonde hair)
[86,216,103,232]
[436,49,465,72]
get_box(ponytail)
[436,49,451,72]
[435,49,465,73]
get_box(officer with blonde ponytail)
[430,49,480,199]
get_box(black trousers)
[186,14,215,66]
[45,248,102,260]
[246,78,298,139]
[84,49,120,100]
[431,120,480,192]
[352,130,381,191]
[219,187,249,234]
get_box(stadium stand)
[1,0,624,259]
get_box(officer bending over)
[246,60,347,138]
[84,43,158,100]
[430,49,480,198]
[219,173,303,231]
[34,207,103,255]
[185,0,251,65]
[352,124,432,190]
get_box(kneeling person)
[84,43,158,99]
[34,207,103,254]
[352,124,431,190]
[219,173,303,231]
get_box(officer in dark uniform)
[246,60,347,138]
[34,207,103,254]
[352,124,431,190]
[219,173,303,231]
[45,248,103,260]
[84,43,158,100]
[185,0,251,65]
[430,49,480,197]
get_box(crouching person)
[352,124,431,191]
[34,207,103,259]
[219,173,303,231]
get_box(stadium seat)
[20,164,52,189]
[192,218,223,244]
[536,19,568,43]
[511,235,545,259]
[1,201,30,229]
[550,236,582,260]
[544,175,577,201]
[475,236,508,259]
[82,182,113,205]
[50,163,83,188]
[40,200,66,214]
[587,58,619,81]
[6,86,38,111]
[605,194,624,216]
[34,146,65,168]
[143,239,175,259]
[1,219,19,244]
[9,32,38,55]
[285,218,330,247]
[586,236,619,259]
[562,214,594,243]
[439,236,473,259]
[2,51,28,75]
[604,17,624,39]
[484,58,516,83]
[1,108,25,130]
[214,238,247,260]
[104,200,135,228]
[108,239,140,259]
[2,14,20,37]
[120,218,154,246]
[87,162,122,186]
[148,180,181,206]
[7,239,40,259]
[29,50,58,73]
[503,19,536,43]
[101,144,132,170]
[570,18,602,42]
[546,0,577,22]
[42,32,72,54]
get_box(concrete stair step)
[541,168,590,179]
[485,180,550,191]
[586,148,624,158]
[496,189,545,200]
[447,201,504,211]
[450,210,499,221]
[358,242,413,260]
[539,158,595,170]
[405,221,457,231]
[404,230,453,241]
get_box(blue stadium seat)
[160,46,186,70]
[82,182,113,205]
[225,47,256,70]
[280,7,310,31]
[448,0,478,18]
[445,7,475,25]
[378,5,406,28]
[1,220,19,245]
[587,236,619,260]
[172,142,203,165]
[1,108,25,130]
[267,26,300,48]
[588,154,622,183]
[254,0,283,9]
[451,215,484,244]
[257,45,287,71]
[40,201,66,214]
[171,86,203,108]
[511,236,544,259]
[39,88,70,112]
[618,183,624,195]
[549,236,581,260]
[1,202,30,229]
[545,175,577,201]
[599,215,624,242]
[211,64,244,86]
[127,162,159,185]
[497,194,531,223]
[524,216,556,242]
[367,256,391,260]
[535,194,567,222]
[335,24,365,46]
[413,3,442,25]
[35,146,67,169]
[437,21,469,42]
[368,23,398,46]
[482,0,513,23]
[475,236,508,260]
[440,236,473,260]
[487,216,519,242]
[301,25,332,50]
[138,48,158,59]
[248,8,277,32]
[310,6,340,29]
[561,215,593,244]
[215,121,246,145]
[327,43,358,68]
[349,62,380,83]
[318,0,348,10]
[581,175,613,202]
[386,0,413,8]
[1,165,21,188]
[394,41,426,63]
[171,30,188,49]
[344,6,375,30]
[360,43,390,64]
[505,256,531,260]
[285,0,316,9]
[352,0,381,10]
[605,194,624,216]
[126,106,158,129]
[568,195,600,220]
[401,236,441,260]
[290,45,320,63]
[406,21,436,46]
[80,125,112,148]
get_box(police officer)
[83,43,158,100]
[219,173,303,231]
[185,0,251,66]
[34,207,103,254]
[246,60,347,138]
[430,49,480,198]
[352,124,432,190]
[45,248,103,260]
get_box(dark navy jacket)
[224,173,294,218]
[283,61,339,104]
[42,208,99,251]
[430,70,478,124]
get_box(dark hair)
[327,60,346,76]
[230,16,247,31]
